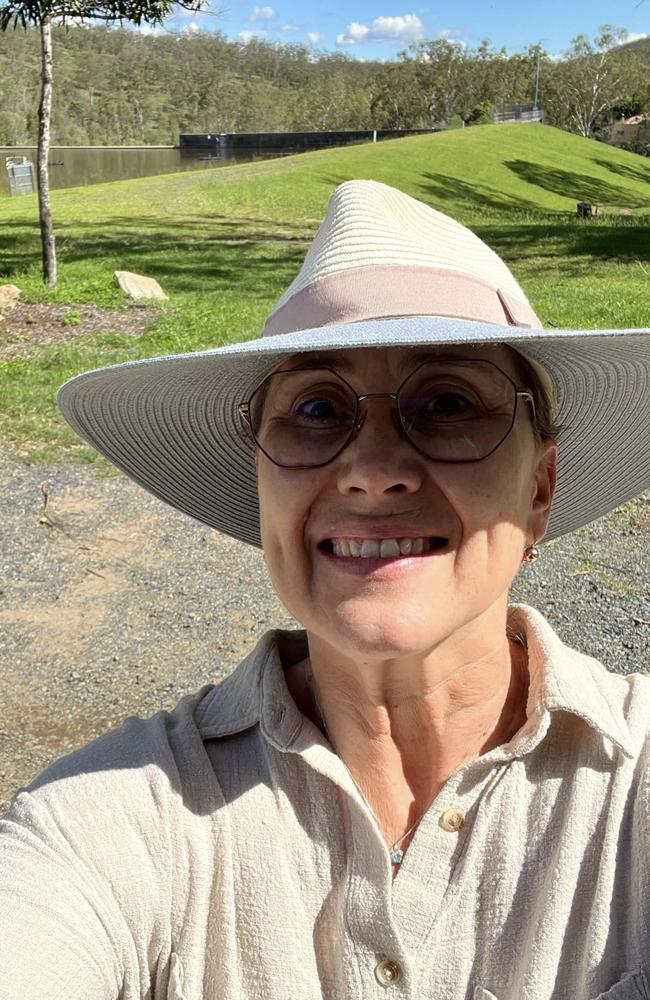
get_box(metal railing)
[493,105,544,124]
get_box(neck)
[284,611,530,852]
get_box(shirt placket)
[296,740,414,997]
[338,759,511,997]
[283,718,541,998]
[390,760,508,957]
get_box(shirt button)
[375,959,402,986]
[440,808,465,832]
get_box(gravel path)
[0,450,648,818]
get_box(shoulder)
[8,627,285,824]
[4,682,218,838]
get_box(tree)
[0,0,208,286]
[403,39,470,127]
[369,62,428,129]
[553,26,648,138]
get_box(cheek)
[450,444,535,529]
[257,466,320,609]
[441,462,531,574]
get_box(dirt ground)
[0,455,292,817]
[0,301,158,359]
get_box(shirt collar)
[195,604,635,759]
[507,603,634,758]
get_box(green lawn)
[1,123,649,463]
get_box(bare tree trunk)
[37,18,57,286]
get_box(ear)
[527,439,557,544]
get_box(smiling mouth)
[320,537,449,558]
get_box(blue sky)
[166,0,648,59]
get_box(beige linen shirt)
[1,603,650,1000]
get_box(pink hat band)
[263,264,542,338]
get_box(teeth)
[329,537,439,558]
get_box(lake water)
[0,145,290,196]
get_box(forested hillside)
[0,28,383,143]
[0,24,648,146]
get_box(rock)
[0,284,21,314]
[0,314,6,339]
[114,271,168,301]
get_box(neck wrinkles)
[291,625,530,805]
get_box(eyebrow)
[280,348,490,374]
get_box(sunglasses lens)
[247,361,517,467]
[398,361,516,461]
[249,370,356,467]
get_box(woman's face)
[256,344,557,659]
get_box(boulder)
[0,284,21,314]
[114,270,168,301]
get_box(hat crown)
[264,180,540,335]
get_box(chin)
[318,604,449,661]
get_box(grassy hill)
[1,123,649,460]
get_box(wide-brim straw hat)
[58,179,649,548]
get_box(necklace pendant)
[390,848,404,865]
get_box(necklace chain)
[305,630,526,867]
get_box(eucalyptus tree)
[403,39,470,127]
[369,62,428,129]
[549,26,649,138]
[0,0,209,286]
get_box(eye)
[290,393,354,425]
[294,398,341,422]
[426,392,475,417]
[402,390,479,426]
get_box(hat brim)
[57,316,650,547]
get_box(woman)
[1,180,649,1000]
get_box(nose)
[335,396,425,497]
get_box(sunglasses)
[239,358,536,469]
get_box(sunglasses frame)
[238,358,536,469]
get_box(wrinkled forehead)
[276,343,522,380]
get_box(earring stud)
[523,543,540,564]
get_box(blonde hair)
[506,348,563,443]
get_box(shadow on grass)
[473,220,650,269]
[0,212,314,294]
[593,156,650,186]
[504,160,650,208]
[415,170,650,267]
[3,190,648,297]
[418,163,650,217]
[418,171,544,215]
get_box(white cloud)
[247,5,275,21]
[436,28,463,41]
[336,13,423,47]
[238,28,267,42]
[282,21,303,32]
[307,31,324,45]
[181,21,200,34]
[336,22,369,45]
